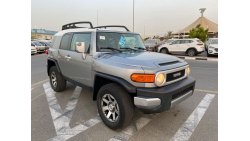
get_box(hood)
[96,51,185,68]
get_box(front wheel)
[97,83,134,129]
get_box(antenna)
[199,8,206,17]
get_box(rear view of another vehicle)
[207,38,218,57]
[31,41,46,53]
[144,39,161,52]
[31,44,37,55]
[38,41,51,49]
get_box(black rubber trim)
[63,75,93,89]
[94,72,136,93]
[62,21,93,30]
[136,77,195,113]
[47,58,61,75]
[94,25,130,31]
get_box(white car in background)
[31,41,46,53]
[31,46,37,55]
[158,38,205,56]
[206,38,218,56]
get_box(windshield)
[210,39,218,44]
[97,32,145,52]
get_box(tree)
[189,24,208,42]
[164,31,173,39]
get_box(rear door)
[57,33,73,77]
[179,40,191,52]
[168,40,180,52]
[57,32,93,86]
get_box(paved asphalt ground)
[31,54,218,141]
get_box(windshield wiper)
[100,47,122,52]
[134,47,146,50]
[120,47,138,51]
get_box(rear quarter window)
[60,34,72,50]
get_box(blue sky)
[31,0,217,36]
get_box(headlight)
[155,73,166,86]
[185,66,190,76]
[209,46,215,49]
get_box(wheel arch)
[160,47,169,53]
[186,47,197,54]
[93,72,136,100]
[47,58,61,76]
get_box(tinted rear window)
[60,34,72,50]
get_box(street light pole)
[97,10,99,26]
[133,0,134,32]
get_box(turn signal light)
[131,74,155,83]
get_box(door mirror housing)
[75,42,86,53]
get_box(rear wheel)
[187,49,196,57]
[49,66,66,92]
[160,48,168,54]
[97,83,134,129]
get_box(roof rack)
[62,21,93,30]
[94,25,130,31]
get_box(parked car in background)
[157,38,205,56]
[206,38,218,56]
[144,39,162,52]
[31,46,37,55]
[37,41,52,49]
[31,41,46,53]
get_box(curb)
[177,56,218,62]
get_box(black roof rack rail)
[62,21,93,30]
[94,25,130,31]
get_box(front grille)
[172,86,194,100]
[167,69,185,82]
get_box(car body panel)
[158,38,205,55]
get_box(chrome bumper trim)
[134,97,161,108]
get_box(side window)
[70,33,91,52]
[60,34,72,50]
[180,40,186,44]
[172,40,180,44]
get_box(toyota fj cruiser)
[47,21,196,129]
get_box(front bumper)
[134,77,195,113]
[208,48,218,55]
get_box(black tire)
[187,48,196,57]
[160,48,168,54]
[49,66,66,92]
[97,83,134,129]
[207,51,211,57]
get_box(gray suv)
[47,22,196,129]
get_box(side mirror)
[75,42,86,53]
